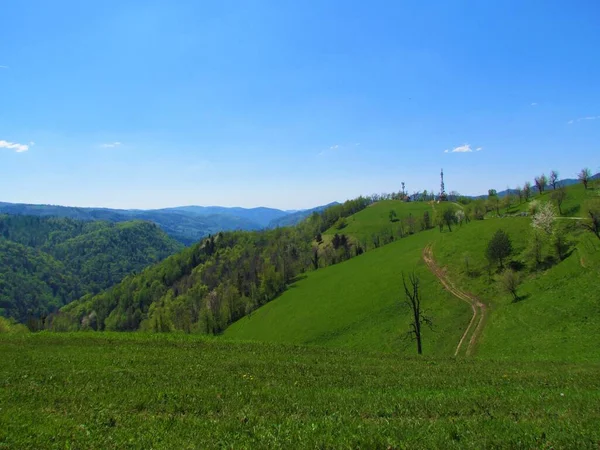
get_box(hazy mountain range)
[0,201,340,245]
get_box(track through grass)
[423,244,486,357]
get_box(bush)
[0,316,29,334]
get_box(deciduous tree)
[486,229,512,269]
[579,168,592,189]
[523,182,532,201]
[534,174,547,194]
[531,202,557,235]
[549,170,559,190]
[442,207,456,231]
[500,269,520,302]
[550,186,568,215]
[583,199,600,240]
[515,186,523,204]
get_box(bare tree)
[549,170,559,190]
[515,186,523,204]
[579,168,592,189]
[551,186,568,215]
[534,174,548,194]
[500,269,521,302]
[523,182,532,201]
[502,194,514,212]
[402,272,432,355]
[583,199,600,240]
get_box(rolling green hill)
[323,200,435,244]
[0,215,182,323]
[225,229,471,355]
[226,185,600,361]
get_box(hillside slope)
[225,229,472,355]
[432,217,600,361]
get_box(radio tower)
[440,168,447,201]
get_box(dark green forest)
[58,197,375,333]
[0,215,182,323]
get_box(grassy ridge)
[225,229,471,355]
[324,200,433,242]
[1,333,599,449]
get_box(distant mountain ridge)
[0,201,338,245]
[267,202,341,228]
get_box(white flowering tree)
[531,202,557,235]
[455,210,465,225]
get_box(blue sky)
[1,1,599,209]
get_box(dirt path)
[422,245,487,357]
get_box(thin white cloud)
[329,144,339,150]
[531,102,537,106]
[568,115,600,124]
[444,143,483,154]
[452,144,472,153]
[355,143,360,146]
[0,139,30,153]
[100,141,122,148]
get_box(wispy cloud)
[531,102,537,106]
[568,116,600,125]
[100,141,122,148]
[0,139,30,153]
[318,144,341,156]
[444,144,482,154]
[0,65,8,69]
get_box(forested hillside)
[0,215,182,323]
[59,197,375,332]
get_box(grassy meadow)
[2,333,600,449]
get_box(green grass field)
[2,333,600,449]
[226,229,472,355]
